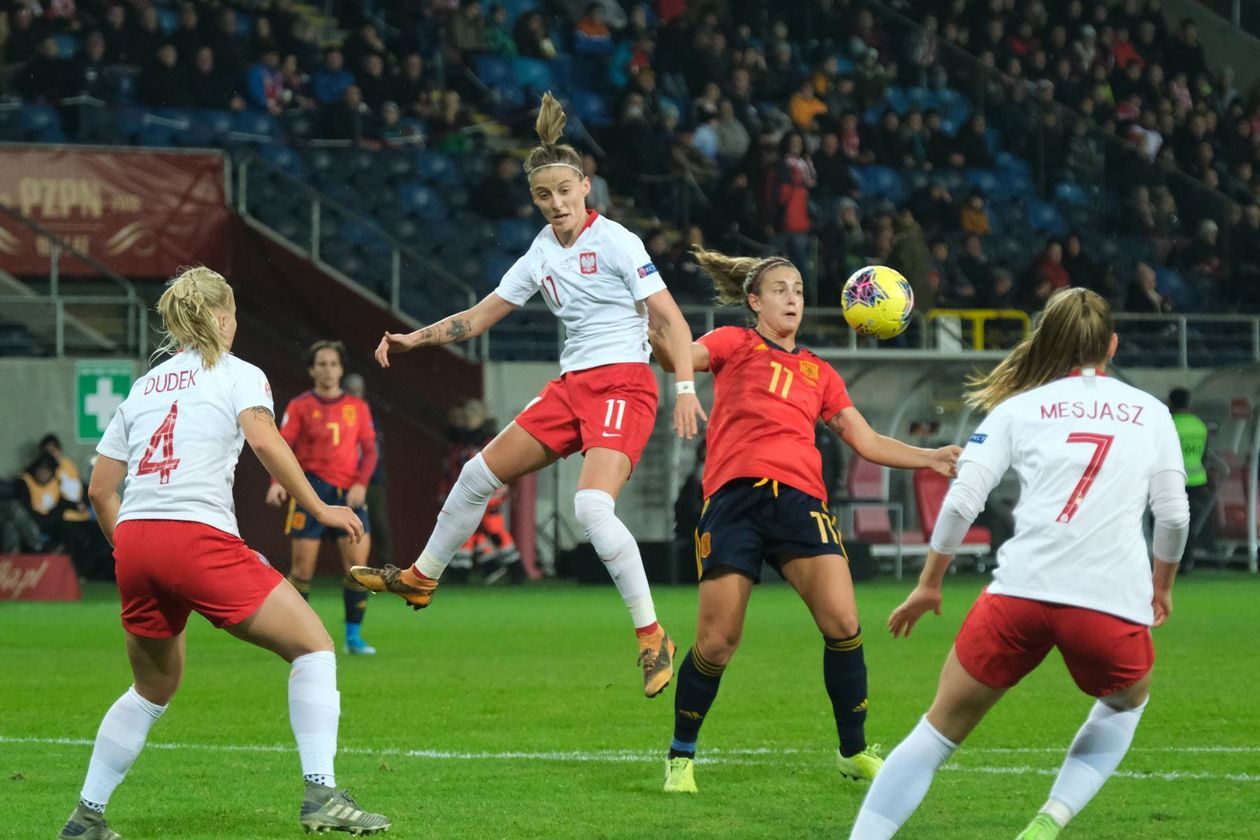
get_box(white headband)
[527,162,585,178]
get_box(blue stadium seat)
[495,218,536,251]
[53,34,80,58]
[1054,180,1091,209]
[18,105,58,133]
[886,88,910,115]
[568,89,612,127]
[853,166,905,203]
[258,144,305,175]
[479,250,518,295]
[190,109,233,143]
[964,169,1000,199]
[397,182,447,220]
[1026,199,1067,235]
[416,151,457,185]
[230,110,276,138]
[157,7,177,33]
[475,55,514,88]
[512,57,553,94]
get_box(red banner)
[0,554,82,601]
[0,146,227,277]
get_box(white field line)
[2,736,1258,782]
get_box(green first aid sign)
[76,360,134,442]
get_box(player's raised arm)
[827,405,960,476]
[645,290,708,438]
[375,292,519,367]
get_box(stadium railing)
[0,204,147,358]
[234,154,486,361]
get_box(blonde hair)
[966,287,1114,412]
[693,247,794,309]
[154,266,234,369]
[524,92,584,180]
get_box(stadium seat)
[494,218,535,251]
[258,144,305,176]
[1054,181,1091,209]
[512,57,553,94]
[913,469,991,546]
[843,455,896,544]
[416,151,458,185]
[568,89,613,127]
[1214,453,1251,539]
[853,166,905,203]
[53,34,80,58]
[1026,199,1067,235]
[397,182,446,220]
[965,169,1000,199]
[230,110,276,138]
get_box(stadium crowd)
[1,0,1258,318]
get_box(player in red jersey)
[265,340,379,655]
[350,93,704,698]
[649,249,961,794]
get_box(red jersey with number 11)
[698,327,852,501]
[278,391,378,489]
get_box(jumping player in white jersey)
[351,92,704,698]
[849,288,1190,840]
[59,268,389,839]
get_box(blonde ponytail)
[154,266,234,369]
[693,247,794,309]
[524,92,585,180]
[966,287,1115,412]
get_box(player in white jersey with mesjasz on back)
[351,92,704,699]
[59,268,389,840]
[849,288,1190,840]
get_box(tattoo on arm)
[827,413,847,437]
[248,406,275,424]
[446,317,471,341]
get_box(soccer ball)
[841,265,915,340]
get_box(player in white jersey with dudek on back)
[351,92,705,698]
[59,268,390,839]
[849,288,1190,840]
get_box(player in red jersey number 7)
[350,92,705,698]
[59,268,388,839]
[850,289,1191,840]
[650,249,961,795]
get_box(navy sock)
[343,577,368,627]
[670,647,726,759]
[824,630,869,758]
[287,574,312,602]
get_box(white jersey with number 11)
[959,372,1184,624]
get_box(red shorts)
[114,519,284,638]
[515,363,658,467]
[955,590,1154,697]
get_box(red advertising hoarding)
[0,146,227,277]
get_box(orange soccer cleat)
[347,564,439,611]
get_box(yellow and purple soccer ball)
[841,265,915,340]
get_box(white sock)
[416,453,502,579]
[573,489,657,630]
[80,686,167,809]
[850,716,957,840]
[289,651,339,788]
[1044,698,1148,824]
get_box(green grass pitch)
[3,573,1257,838]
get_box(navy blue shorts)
[694,478,846,582]
[285,472,370,541]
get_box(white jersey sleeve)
[607,225,667,301]
[97,406,129,461]
[494,248,540,307]
[229,361,274,418]
[958,408,1014,478]
[1150,407,1186,477]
